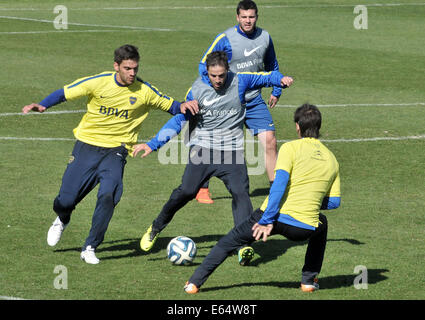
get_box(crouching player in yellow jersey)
[184,103,341,293]
[22,44,198,264]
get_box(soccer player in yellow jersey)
[184,103,341,294]
[22,44,198,264]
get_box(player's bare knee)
[259,131,277,150]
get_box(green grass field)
[1,0,424,303]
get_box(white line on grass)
[0,15,174,32]
[2,103,423,143]
[0,295,27,300]
[1,3,425,11]
[319,135,425,143]
[0,110,85,116]
[1,135,424,143]
[0,137,75,141]
[275,102,425,108]
[99,2,425,10]
[0,29,140,35]
[1,102,423,117]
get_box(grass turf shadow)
[200,268,389,292]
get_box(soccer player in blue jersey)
[22,44,198,264]
[195,0,284,204]
[184,104,341,294]
[137,51,293,266]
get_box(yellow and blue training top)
[259,138,341,229]
[39,71,181,155]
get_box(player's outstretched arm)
[22,103,47,114]
[22,88,67,114]
[143,113,188,154]
[238,71,294,94]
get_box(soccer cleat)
[195,188,214,204]
[140,224,160,252]
[300,278,319,292]
[47,216,68,247]
[238,246,254,266]
[184,282,199,294]
[80,245,100,264]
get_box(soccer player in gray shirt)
[136,51,293,265]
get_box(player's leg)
[194,127,213,204]
[245,103,277,185]
[215,151,253,226]
[140,179,198,252]
[185,209,262,293]
[53,141,99,223]
[272,216,326,291]
[81,145,128,262]
[140,146,213,251]
[48,141,99,247]
[301,213,328,291]
[257,130,278,184]
[215,151,255,265]
[153,146,213,230]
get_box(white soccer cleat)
[47,216,68,247]
[80,245,100,264]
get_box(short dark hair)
[294,103,322,138]
[206,51,229,70]
[114,44,140,65]
[237,0,258,15]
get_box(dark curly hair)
[205,51,229,70]
[114,44,140,65]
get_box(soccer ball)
[167,236,197,265]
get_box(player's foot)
[196,188,214,204]
[80,245,100,264]
[184,281,199,294]
[47,216,68,247]
[238,246,254,266]
[300,278,319,292]
[140,224,160,252]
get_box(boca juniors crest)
[129,97,137,105]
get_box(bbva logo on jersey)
[99,106,129,119]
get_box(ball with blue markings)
[167,236,197,265]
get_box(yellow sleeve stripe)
[237,71,272,76]
[184,87,192,101]
[201,33,227,63]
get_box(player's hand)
[133,143,153,158]
[281,76,294,88]
[252,223,273,242]
[22,103,46,114]
[181,100,199,115]
[268,95,280,109]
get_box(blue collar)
[114,73,127,87]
